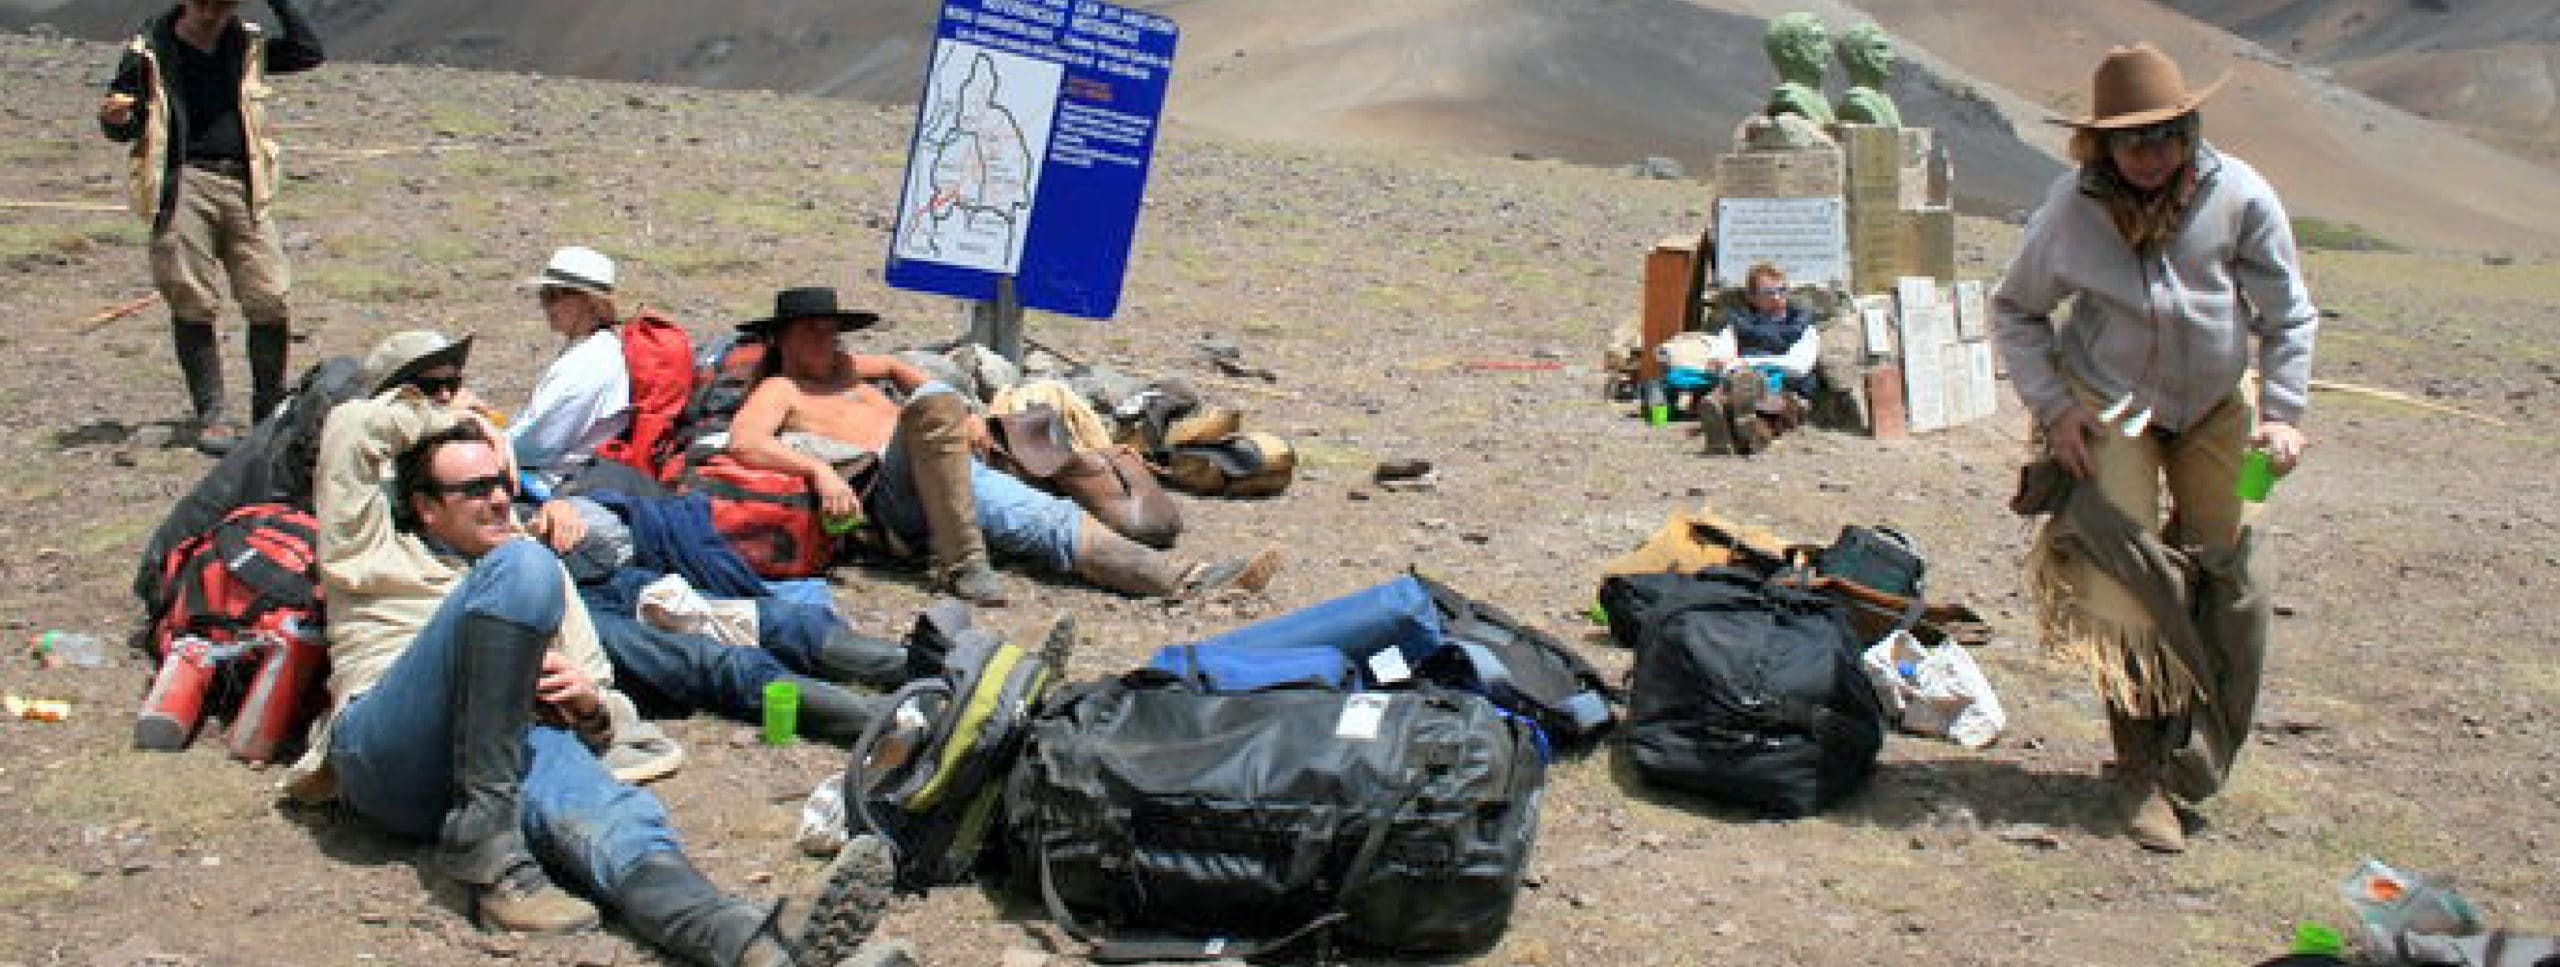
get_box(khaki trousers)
[2053,381,2254,676]
[148,168,291,324]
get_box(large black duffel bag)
[1004,673,1544,960]
[1602,567,1885,816]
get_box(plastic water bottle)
[32,631,107,669]
[2340,858,2482,948]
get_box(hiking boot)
[478,862,601,935]
[2108,708,2185,853]
[603,717,686,786]
[937,561,1008,608]
[1180,546,1284,595]
[1696,394,1735,456]
[247,322,291,425]
[2119,775,2186,853]
[192,420,242,457]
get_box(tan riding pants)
[149,168,291,324]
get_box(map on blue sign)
[884,0,1179,320]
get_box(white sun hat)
[522,245,616,294]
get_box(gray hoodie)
[1993,145,2318,432]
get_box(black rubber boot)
[448,612,599,933]
[612,851,770,967]
[247,321,291,424]
[812,625,911,690]
[795,677,894,747]
[172,319,231,454]
[616,838,897,966]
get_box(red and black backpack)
[149,503,324,658]
[594,308,697,481]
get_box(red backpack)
[595,309,696,480]
[683,455,833,579]
[150,503,324,655]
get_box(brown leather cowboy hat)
[738,286,882,334]
[2052,42,2228,129]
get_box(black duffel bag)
[1004,673,1544,961]
[1601,567,1885,816]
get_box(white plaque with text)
[1715,197,1846,289]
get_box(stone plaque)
[1715,197,1847,289]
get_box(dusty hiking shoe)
[1181,546,1283,595]
[477,863,600,935]
[935,561,1008,608]
[191,419,241,457]
[742,833,896,966]
[2118,777,2186,854]
[603,718,686,785]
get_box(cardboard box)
[1640,236,1697,382]
[1865,365,1908,439]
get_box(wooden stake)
[2308,377,2506,427]
[75,293,162,333]
[2,199,125,213]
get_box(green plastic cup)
[823,509,862,536]
[2235,448,2277,502]
[2292,921,2345,957]
[762,679,800,745]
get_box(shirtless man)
[726,287,1277,603]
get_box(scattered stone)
[842,939,920,967]
[1460,531,1491,545]
[999,949,1051,967]
[744,870,774,885]
[1990,823,2061,849]
[1377,473,1438,493]
[1345,489,1371,501]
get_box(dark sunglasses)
[408,374,464,396]
[2107,120,2188,149]
[1750,286,1788,297]
[419,473,514,501]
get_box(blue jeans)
[578,581,841,724]
[329,540,681,897]
[870,382,1082,572]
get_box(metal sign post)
[967,275,1024,362]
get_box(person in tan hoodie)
[294,330,892,965]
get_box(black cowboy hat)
[737,286,882,334]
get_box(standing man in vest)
[512,246,633,490]
[97,0,324,455]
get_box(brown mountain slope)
[1157,0,2061,213]
[1852,0,2560,254]
[9,0,2555,251]
[2162,0,2560,167]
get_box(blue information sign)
[883,0,1179,320]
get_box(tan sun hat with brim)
[2050,42,2228,130]
[363,329,476,396]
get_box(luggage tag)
[1336,693,1391,741]
[1366,647,1413,686]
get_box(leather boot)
[1071,513,1282,598]
[812,624,911,690]
[247,321,291,424]
[172,319,233,455]
[613,851,762,967]
[898,394,1006,606]
[614,838,894,967]
[448,612,600,934]
[2108,707,2186,854]
[794,678,892,747]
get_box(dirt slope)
[2161,0,2560,167]
[7,26,2560,967]
[1850,0,2560,254]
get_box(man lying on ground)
[725,286,1281,605]
[293,349,892,962]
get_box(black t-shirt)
[170,27,247,162]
